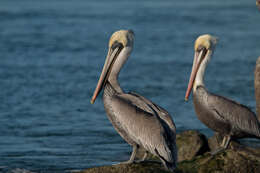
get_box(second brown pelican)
[91,30,177,171]
[185,34,260,154]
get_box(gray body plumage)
[193,86,260,139]
[103,82,177,170]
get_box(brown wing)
[208,92,260,138]
[110,93,177,166]
[128,92,176,132]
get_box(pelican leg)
[128,145,138,163]
[115,145,138,165]
[132,151,148,163]
[211,135,231,155]
[221,135,227,147]
[133,151,161,164]
[222,135,231,149]
[141,151,148,161]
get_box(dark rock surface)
[79,162,168,173]
[80,130,260,173]
[176,130,209,162]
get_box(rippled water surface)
[0,0,260,172]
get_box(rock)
[79,162,169,173]
[176,130,209,161]
[178,145,260,173]
[255,56,260,121]
[80,130,260,173]
[207,133,223,151]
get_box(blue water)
[0,0,259,172]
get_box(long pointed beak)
[90,47,121,104]
[185,49,207,101]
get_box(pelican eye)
[197,45,207,52]
[111,41,124,51]
[196,45,208,60]
[109,41,124,62]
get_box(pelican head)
[91,30,134,104]
[185,34,218,101]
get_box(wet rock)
[255,57,260,121]
[79,162,169,173]
[207,133,223,151]
[80,130,260,173]
[176,130,209,161]
[178,145,260,173]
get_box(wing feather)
[128,92,176,132]
[208,93,260,137]
[110,93,177,164]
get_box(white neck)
[108,47,132,93]
[193,52,211,92]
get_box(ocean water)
[0,0,259,172]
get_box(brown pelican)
[257,0,260,10]
[185,34,260,154]
[255,57,260,121]
[90,30,177,171]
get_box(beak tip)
[185,98,188,102]
[90,99,95,104]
